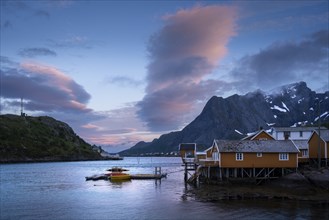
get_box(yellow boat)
[110,173,131,181]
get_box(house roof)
[241,129,274,140]
[291,140,308,150]
[179,143,196,151]
[314,130,329,142]
[214,140,299,153]
[272,126,327,132]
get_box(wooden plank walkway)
[130,174,167,180]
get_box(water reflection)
[109,179,131,188]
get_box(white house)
[270,127,326,140]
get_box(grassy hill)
[0,114,102,163]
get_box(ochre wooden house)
[308,130,329,166]
[291,140,309,163]
[195,140,299,184]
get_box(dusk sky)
[1,0,328,152]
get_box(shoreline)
[185,183,329,202]
[186,167,329,202]
[0,157,113,164]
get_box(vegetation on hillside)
[0,114,102,162]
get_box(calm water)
[0,157,328,219]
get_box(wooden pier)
[86,166,167,181]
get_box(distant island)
[0,114,105,163]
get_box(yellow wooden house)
[197,139,299,183]
[308,129,329,166]
[291,140,309,163]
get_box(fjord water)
[0,157,327,219]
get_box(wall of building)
[309,134,326,159]
[220,152,297,168]
[274,131,312,140]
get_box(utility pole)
[21,97,23,116]
[317,100,321,169]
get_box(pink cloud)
[138,5,237,131]
[162,5,237,64]
[82,123,101,130]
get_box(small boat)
[106,167,129,172]
[85,174,108,181]
[110,173,131,181]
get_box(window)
[259,138,267,140]
[257,152,262,157]
[302,150,308,157]
[185,152,194,158]
[283,131,290,140]
[299,131,303,137]
[279,153,289,161]
[212,152,219,161]
[236,153,243,161]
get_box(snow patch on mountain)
[235,129,243,135]
[314,112,329,121]
[271,105,287,112]
[282,102,290,112]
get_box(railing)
[182,157,195,163]
[198,158,220,166]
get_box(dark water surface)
[1,157,328,219]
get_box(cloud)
[18,47,57,58]
[137,5,237,131]
[230,30,329,93]
[46,0,74,8]
[1,20,12,29]
[0,56,18,67]
[1,60,91,113]
[34,10,50,19]
[1,0,29,11]
[106,76,143,87]
[47,36,92,49]
[82,123,101,130]
[74,106,162,150]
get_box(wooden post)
[154,167,161,175]
[184,164,187,182]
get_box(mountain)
[120,82,329,156]
[0,114,103,162]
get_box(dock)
[130,174,167,179]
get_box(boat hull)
[110,173,131,181]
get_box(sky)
[1,0,328,152]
